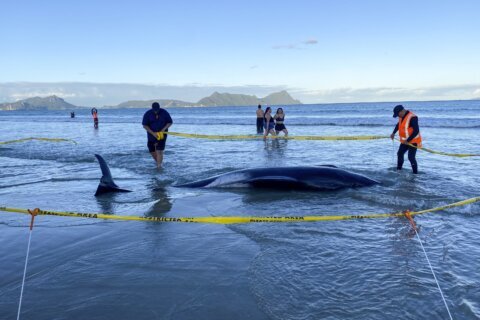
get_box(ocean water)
[0,101,479,320]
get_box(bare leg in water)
[150,149,164,168]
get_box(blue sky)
[1,0,479,104]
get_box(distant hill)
[0,95,78,111]
[112,90,302,108]
[111,99,194,108]
[0,91,302,111]
[196,90,301,106]
[197,92,259,106]
[260,90,302,105]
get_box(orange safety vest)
[398,111,422,147]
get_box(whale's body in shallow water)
[94,154,378,196]
[174,166,379,190]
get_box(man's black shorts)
[147,135,168,152]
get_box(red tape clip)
[403,210,417,231]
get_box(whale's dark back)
[176,166,379,190]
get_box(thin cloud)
[303,39,318,45]
[294,84,480,103]
[2,82,478,106]
[250,65,259,69]
[272,38,318,50]
[272,44,296,50]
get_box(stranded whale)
[94,154,378,196]
[174,166,379,190]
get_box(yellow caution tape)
[0,137,77,145]
[167,131,389,141]
[1,196,478,224]
[169,132,479,156]
[415,145,480,158]
[394,138,480,158]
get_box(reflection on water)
[263,139,288,161]
[145,187,173,217]
[95,193,116,213]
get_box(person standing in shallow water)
[263,107,276,139]
[142,102,173,168]
[390,104,422,174]
[274,107,288,136]
[256,104,264,134]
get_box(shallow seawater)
[0,102,479,319]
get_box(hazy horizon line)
[1,81,479,106]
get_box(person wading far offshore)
[91,108,99,128]
[390,104,422,174]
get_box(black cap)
[152,102,160,110]
[393,104,404,118]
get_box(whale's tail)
[94,154,131,196]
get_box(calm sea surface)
[1,101,479,319]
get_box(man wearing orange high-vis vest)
[390,105,422,174]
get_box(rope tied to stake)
[27,208,39,230]
[403,209,453,320]
[17,208,39,320]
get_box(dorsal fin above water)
[94,154,131,196]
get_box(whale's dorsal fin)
[94,154,131,196]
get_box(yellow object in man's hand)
[156,132,164,140]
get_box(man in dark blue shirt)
[142,102,173,168]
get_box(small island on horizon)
[0,90,302,111]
